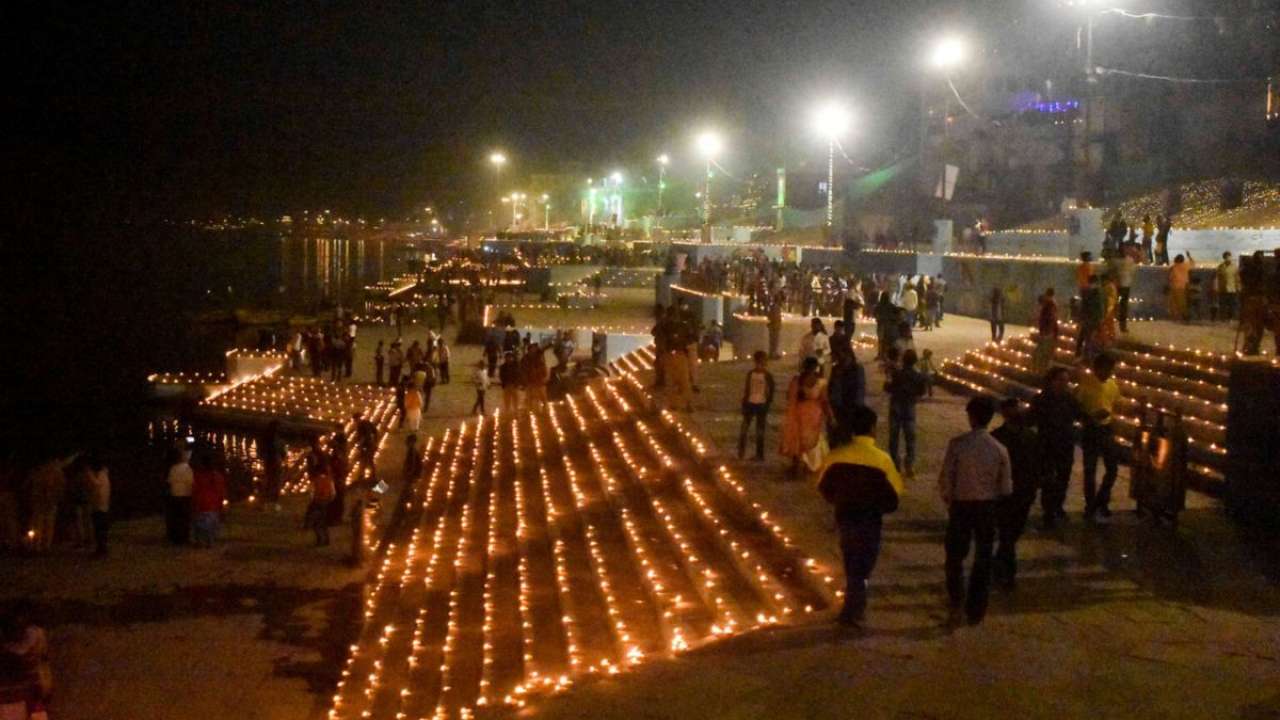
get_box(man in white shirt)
[165,451,194,545]
[900,285,920,328]
[798,318,830,374]
[938,397,1012,625]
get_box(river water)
[4,226,406,515]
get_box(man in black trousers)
[1028,367,1082,529]
[938,396,1012,626]
[990,398,1039,591]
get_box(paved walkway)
[529,345,1280,719]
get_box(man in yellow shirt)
[817,406,903,628]
[1167,251,1194,322]
[1075,353,1121,521]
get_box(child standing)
[738,351,775,461]
[918,348,937,397]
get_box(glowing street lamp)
[540,194,551,230]
[488,151,508,231]
[928,35,966,71]
[655,154,670,220]
[695,131,723,225]
[811,100,852,229]
[922,36,967,210]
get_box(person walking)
[827,346,866,447]
[1076,353,1121,521]
[1216,251,1239,322]
[1076,274,1105,358]
[68,456,94,548]
[190,452,227,547]
[798,318,830,375]
[829,320,852,364]
[471,360,489,416]
[304,439,334,547]
[386,340,404,388]
[1109,249,1136,332]
[1074,251,1094,302]
[938,396,1012,626]
[329,333,347,382]
[437,340,451,384]
[484,335,500,379]
[988,287,1006,342]
[523,344,550,412]
[403,377,423,432]
[326,434,350,527]
[1168,252,1194,322]
[26,454,72,553]
[86,455,111,556]
[500,351,521,415]
[817,405,902,628]
[873,291,896,360]
[737,351,775,461]
[412,355,438,415]
[990,399,1038,591]
[1027,366,1081,528]
[779,357,833,479]
[885,349,927,477]
[1155,214,1172,265]
[164,448,193,545]
[842,280,862,331]
[900,282,920,330]
[373,340,385,386]
[1032,288,1060,372]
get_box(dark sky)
[12,0,975,220]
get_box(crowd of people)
[1102,212,1174,266]
[807,342,1137,629]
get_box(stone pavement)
[528,341,1279,720]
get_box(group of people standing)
[0,452,110,557]
[290,320,359,382]
[382,333,452,432]
[815,348,1125,629]
[162,447,227,547]
[1104,212,1173,266]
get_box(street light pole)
[826,138,835,228]
[695,132,723,232]
[704,158,712,225]
[812,100,851,240]
[656,154,670,224]
[488,151,507,232]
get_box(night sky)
[12,0,981,220]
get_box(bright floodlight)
[929,36,966,70]
[695,131,723,159]
[812,101,851,140]
[610,171,623,184]
[489,151,507,167]
[656,153,670,165]
[540,193,549,202]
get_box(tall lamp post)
[488,151,507,231]
[655,154,670,223]
[812,101,852,233]
[695,131,723,227]
[540,194,550,230]
[925,36,966,210]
